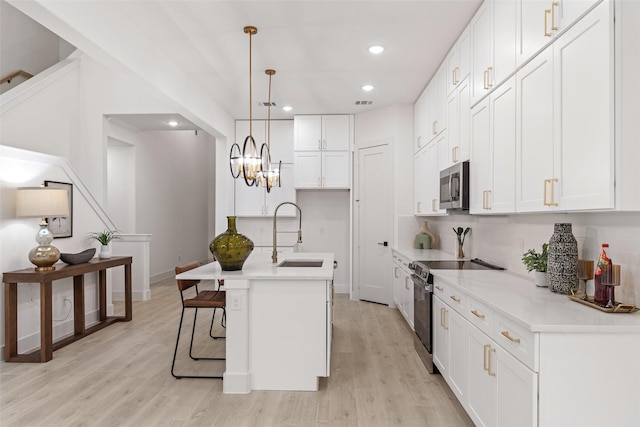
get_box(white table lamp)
[16,187,70,271]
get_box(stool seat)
[183,290,225,308]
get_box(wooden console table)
[3,256,132,362]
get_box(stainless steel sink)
[277,260,323,268]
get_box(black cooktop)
[416,258,505,271]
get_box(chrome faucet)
[272,202,302,263]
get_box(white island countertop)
[176,251,335,281]
[434,269,640,334]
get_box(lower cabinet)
[468,326,538,427]
[392,252,413,329]
[434,279,537,427]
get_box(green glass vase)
[210,216,254,271]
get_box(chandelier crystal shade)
[229,25,271,187]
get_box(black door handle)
[377,242,388,247]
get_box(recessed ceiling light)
[282,105,293,112]
[167,120,179,127]
[369,45,384,54]
[362,85,374,92]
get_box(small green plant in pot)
[87,230,122,259]
[522,243,548,287]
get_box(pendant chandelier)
[262,69,281,192]
[229,26,270,187]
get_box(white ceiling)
[10,0,482,126]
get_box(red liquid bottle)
[594,243,611,305]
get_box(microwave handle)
[449,174,454,200]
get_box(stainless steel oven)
[410,258,504,375]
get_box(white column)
[222,278,251,393]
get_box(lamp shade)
[16,187,70,218]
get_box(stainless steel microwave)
[439,161,469,210]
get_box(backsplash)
[399,212,640,306]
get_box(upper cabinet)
[294,115,351,151]
[236,119,294,163]
[470,0,517,105]
[293,115,353,189]
[446,27,471,98]
[233,120,296,217]
[516,0,613,212]
[516,0,600,66]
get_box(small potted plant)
[87,229,122,259]
[522,243,548,287]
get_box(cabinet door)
[446,44,459,98]
[471,0,493,105]
[413,146,430,214]
[322,115,351,151]
[458,27,471,82]
[322,151,350,188]
[392,261,403,309]
[268,120,294,163]
[432,297,449,375]
[294,152,322,188]
[554,1,613,210]
[560,0,599,30]
[490,77,516,213]
[448,308,469,403]
[428,138,447,215]
[265,163,296,216]
[470,97,491,214]
[414,91,428,153]
[431,65,448,138]
[468,326,497,427]
[403,273,413,329]
[495,345,538,427]
[516,47,554,212]
[493,0,516,86]
[235,179,266,216]
[457,77,471,164]
[517,0,552,66]
[294,115,322,150]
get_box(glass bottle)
[594,243,611,305]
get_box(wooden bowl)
[60,248,96,265]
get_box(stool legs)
[171,306,224,380]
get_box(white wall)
[0,1,74,94]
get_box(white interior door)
[357,143,392,304]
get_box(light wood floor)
[0,278,473,427]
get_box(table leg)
[41,281,53,362]
[4,282,18,360]
[99,269,107,321]
[124,263,132,321]
[73,275,85,335]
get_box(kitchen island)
[176,252,334,394]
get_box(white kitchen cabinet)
[516,0,600,66]
[235,163,296,216]
[471,0,517,105]
[516,1,613,212]
[294,115,351,151]
[446,27,471,97]
[442,76,471,170]
[434,277,537,427]
[236,119,293,163]
[392,252,413,328]
[234,120,296,217]
[414,90,429,153]
[294,115,352,189]
[470,77,516,214]
[429,64,448,140]
[414,140,446,216]
[433,281,470,404]
[468,325,538,427]
[294,151,350,189]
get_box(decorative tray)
[568,295,639,313]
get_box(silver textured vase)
[547,223,578,294]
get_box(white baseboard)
[113,290,151,301]
[334,282,349,294]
